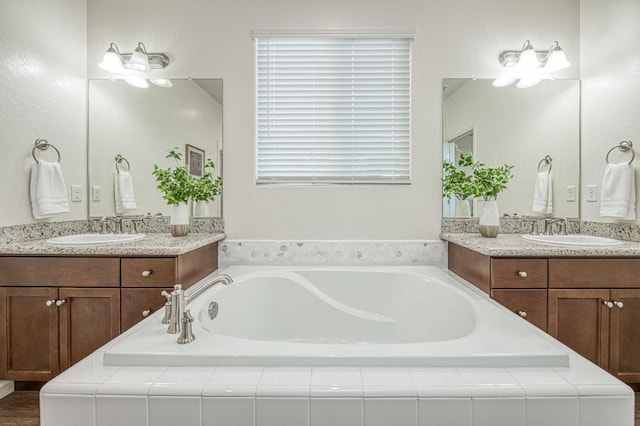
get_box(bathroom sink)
[47,233,145,245]
[522,234,623,247]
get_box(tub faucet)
[543,217,568,235]
[177,309,196,344]
[185,273,233,304]
[167,284,184,334]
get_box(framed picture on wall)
[186,144,205,177]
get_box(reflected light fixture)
[493,40,570,88]
[125,78,150,88]
[149,78,173,88]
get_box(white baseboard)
[0,380,14,399]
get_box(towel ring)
[115,154,130,172]
[537,155,552,173]
[32,138,61,163]
[605,140,635,165]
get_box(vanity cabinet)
[447,243,640,383]
[0,241,219,381]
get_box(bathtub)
[103,265,568,368]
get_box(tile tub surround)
[439,232,640,257]
[39,268,635,426]
[219,240,447,267]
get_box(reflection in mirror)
[442,78,580,219]
[89,79,223,218]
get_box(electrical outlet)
[586,184,598,202]
[71,185,82,202]
[566,186,576,202]
[92,186,102,202]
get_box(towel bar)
[32,138,61,163]
[605,140,635,165]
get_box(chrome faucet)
[177,309,196,344]
[543,217,568,235]
[107,217,124,234]
[185,273,233,304]
[167,284,185,334]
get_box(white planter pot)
[478,199,500,237]
[455,199,471,218]
[170,202,189,236]
[193,200,210,218]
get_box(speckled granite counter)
[440,233,640,257]
[0,232,226,256]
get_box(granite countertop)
[0,232,226,256]
[440,232,640,257]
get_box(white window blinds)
[256,36,412,184]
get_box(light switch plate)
[566,186,576,202]
[71,185,82,202]
[92,186,102,202]
[586,185,598,202]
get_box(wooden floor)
[0,390,637,425]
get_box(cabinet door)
[609,289,640,383]
[548,289,610,368]
[0,287,60,381]
[58,288,120,371]
[491,289,547,331]
[121,287,173,332]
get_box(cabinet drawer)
[121,258,176,287]
[491,258,547,288]
[549,259,640,288]
[491,289,548,331]
[0,257,120,287]
[121,287,173,331]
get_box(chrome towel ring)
[537,155,552,173]
[32,138,61,163]
[605,140,635,165]
[115,154,131,172]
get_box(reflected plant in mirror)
[442,78,580,219]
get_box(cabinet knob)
[142,309,151,317]
[614,301,624,308]
[604,301,614,308]
[142,270,152,277]
[45,299,56,307]
[55,299,66,307]
[518,271,528,278]
[518,310,527,318]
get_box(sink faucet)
[543,217,568,235]
[107,217,123,234]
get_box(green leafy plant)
[442,152,514,201]
[152,149,195,206]
[192,159,222,202]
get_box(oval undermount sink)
[47,233,145,245]
[522,234,623,247]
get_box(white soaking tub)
[103,265,569,368]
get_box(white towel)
[600,163,636,220]
[29,161,70,219]
[115,170,137,214]
[532,171,553,215]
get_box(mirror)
[88,79,223,218]
[442,78,580,219]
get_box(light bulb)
[125,78,149,88]
[544,46,570,72]
[129,43,151,72]
[98,45,126,73]
[515,41,541,70]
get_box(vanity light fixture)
[98,42,170,73]
[493,40,570,88]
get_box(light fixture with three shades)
[98,42,172,88]
[493,40,570,88]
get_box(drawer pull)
[614,301,624,308]
[142,309,152,317]
[518,271,528,278]
[518,310,527,318]
[56,299,66,307]
[604,301,614,308]
[142,270,152,277]
[45,299,56,307]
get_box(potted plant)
[469,158,514,237]
[191,158,222,217]
[442,152,476,218]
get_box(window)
[255,34,412,184]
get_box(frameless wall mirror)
[442,78,580,219]
[88,79,223,218]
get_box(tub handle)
[604,301,614,308]
[518,310,527,318]
[518,271,528,278]
[614,301,624,308]
[142,270,152,277]
[142,309,152,317]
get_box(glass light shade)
[515,46,541,70]
[129,46,151,72]
[124,78,149,88]
[516,77,541,89]
[150,78,173,88]
[492,76,516,87]
[98,49,126,73]
[544,48,570,72]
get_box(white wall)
[580,0,640,224]
[88,79,222,218]
[0,0,87,227]
[87,0,579,240]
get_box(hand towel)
[600,163,636,220]
[531,171,553,214]
[30,161,70,219]
[115,170,137,214]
